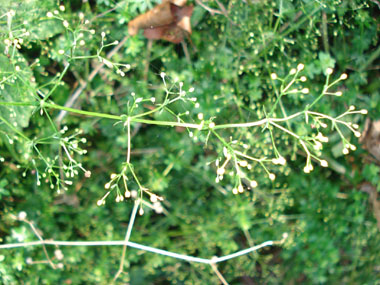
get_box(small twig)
[195,0,224,15]
[113,199,140,281]
[196,0,236,25]
[210,263,229,285]
[279,11,303,33]
[0,236,286,264]
[130,147,162,155]
[144,39,153,82]
[13,216,56,269]
[91,2,124,22]
[360,183,380,231]
[181,41,191,64]
[369,0,380,9]
[56,36,129,125]
[215,0,229,16]
[359,44,380,72]
[58,144,65,189]
[321,12,329,53]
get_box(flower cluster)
[60,127,91,184]
[20,127,91,193]
[208,65,367,190]
[97,164,164,215]
[1,10,30,55]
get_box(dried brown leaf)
[360,118,380,161]
[128,2,174,36]
[128,0,193,43]
[360,182,380,231]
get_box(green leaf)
[0,0,63,40]
[0,44,35,131]
[319,52,336,75]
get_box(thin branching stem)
[126,117,131,164]
[113,199,139,281]
[0,236,283,265]
[211,263,229,285]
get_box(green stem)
[210,129,230,149]
[0,101,203,129]
[44,109,58,133]
[44,63,71,101]
[131,103,167,119]
[306,74,330,110]
[255,6,322,60]
[0,115,30,141]
[359,44,380,72]
[0,101,36,107]
[132,118,200,129]
[273,0,283,33]
[70,55,98,60]
[43,102,121,120]
[281,7,321,38]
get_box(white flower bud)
[217,168,225,175]
[297,63,304,71]
[340,73,348,80]
[54,249,64,260]
[131,190,138,198]
[150,195,158,203]
[18,211,27,220]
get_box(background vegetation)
[0,0,379,283]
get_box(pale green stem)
[0,115,30,141]
[126,117,131,164]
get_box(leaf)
[0,44,36,131]
[190,6,206,27]
[0,0,63,40]
[128,0,193,43]
[319,52,336,75]
[360,118,380,162]
[128,2,174,36]
[360,182,380,230]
